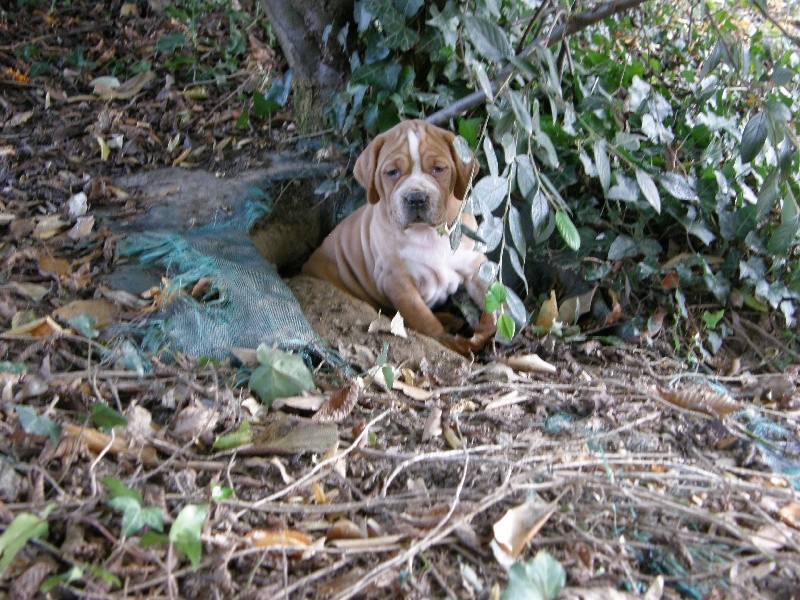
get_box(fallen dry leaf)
[273,392,327,412]
[2,316,64,338]
[314,383,359,422]
[38,254,72,278]
[492,500,555,564]
[503,353,557,374]
[33,215,69,240]
[535,289,559,328]
[778,502,800,530]
[655,385,740,417]
[247,528,313,549]
[52,299,118,328]
[62,423,158,467]
[326,519,364,541]
[558,286,596,325]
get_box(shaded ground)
[1,3,800,599]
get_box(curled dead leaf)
[62,423,158,467]
[3,316,64,338]
[778,502,800,530]
[655,385,740,417]
[503,353,557,374]
[326,519,364,541]
[314,383,359,422]
[535,289,559,328]
[52,299,118,328]
[247,528,313,549]
[492,500,555,564]
[38,255,72,278]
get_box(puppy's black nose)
[405,191,428,208]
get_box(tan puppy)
[302,120,495,355]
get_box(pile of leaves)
[1,0,800,599]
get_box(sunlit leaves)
[635,169,661,213]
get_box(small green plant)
[501,550,565,600]
[102,477,164,537]
[0,506,52,571]
[169,504,208,570]
[212,420,252,450]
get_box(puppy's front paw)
[437,312,496,356]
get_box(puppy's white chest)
[398,227,477,307]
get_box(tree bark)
[258,0,352,111]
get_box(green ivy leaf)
[740,111,768,163]
[249,346,315,406]
[703,309,725,329]
[40,565,84,593]
[212,421,253,450]
[102,477,164,537]
[109,497,164,537]
[169,504,208,570]
[90,403,128,432]
[485,282,507,312]
[767,218,800,257]
[14,405,61,443]
[501,551,565,600]
[0,512,49,571]
[555,211,580,251]
[497,314,516,341]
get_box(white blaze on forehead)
[407,130,422,174]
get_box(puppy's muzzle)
[404,190,429,211]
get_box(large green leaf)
[250,346,315,406]
[593,140,610,192]
[464,15,514,62]
[740,111,768,163]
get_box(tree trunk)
[258,0,352,121]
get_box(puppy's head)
[353,120,478,229]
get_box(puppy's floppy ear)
[448,136,479,201]
[353,134,386,204]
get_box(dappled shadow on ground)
[1,3,799,599]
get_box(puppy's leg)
[384,276,489,357]
[463,270,497,348]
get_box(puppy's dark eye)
[386,168,401,178]
[432,165,446,175]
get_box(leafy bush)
[326,0,800,351]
